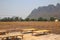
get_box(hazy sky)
[0,0,60,18]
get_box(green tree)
[14,17,19,21]
[1,17,8,22]
[7,17,11,21]
[30,19,36,21]
[10,17,14,21]
[19,17,24,21]
[25,18,30,21]
[38,17,43,21]
[43,18,48,21]
[50,17,55,21]
[59,19,60,21]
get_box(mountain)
[27,3,60,19]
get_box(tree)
[19,17,24,21]
[7,17,11,21]
[59,19,60,21]
[14,17,19,21]
[50,17,55,21]
[1,17,8,22]
[38,17,43,21]
[43,18,48,21]
[9,17,14,21]
[30,19,36,21]
[25,18,30,21]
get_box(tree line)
[0,17,60,22]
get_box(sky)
[0,0,60,19]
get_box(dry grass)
[0,21,60,34]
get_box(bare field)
[0,21,60,34]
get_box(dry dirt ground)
[0,22,60,40]
[0,32,60,40]
[23,33,60,40]
[0,22,60,34]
